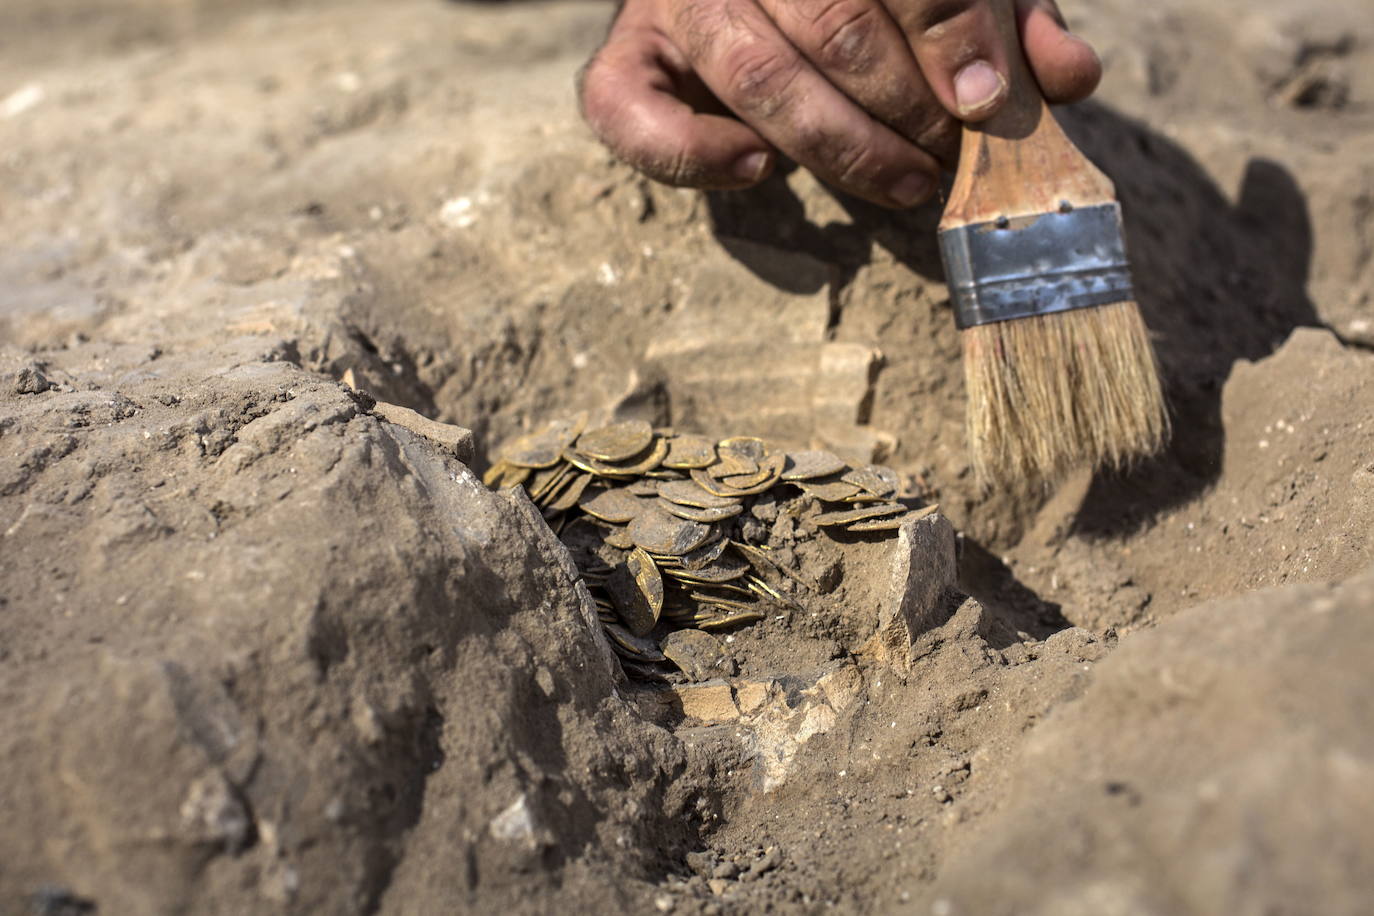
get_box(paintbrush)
[938,0,1169,485]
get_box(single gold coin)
[842,466,897,499]
[795,476,863,502]
[659,499,743,523]
[812,502,908,526]
[578,487,648,524]
[780,450,847,481]
[627,506,712,556]
[503,413,588,468]
[663,434,717,469]
[717,436,770,462]
[658,478,740,509]
[576,419,654,462]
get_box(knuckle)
[809,1,881,75]
[673,0,721,61]
[721,45,803,117]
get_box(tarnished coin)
[486,461,532,489]
[845,516,904,532]
[680,537,730,570]
[576,419,654,462]
[866,464,901,496]
[627,506,712,556]
[482,460,510,487]
[812,502,907,526]
[607,546,664,637]
[626,478,662,497]
[842,466,897,499]
[664,554,749,584]
[546,471,593,513]
[630,547,664,622]
[663,434,717,469]
[604,526,635,550]
[603,622,666,662]
[567,436,668,478]
[578,487,649,524]
[697,609,765,631]
[781,450,848,481]
[527,462,571,502]
[795,476,863,502]
[687,580,755,601]
[689,468,745,498]
[658,478,740,510]
[718,453,785,493]
[660,629,736,680]
[849,503,937,531]
[717,436,770,462]
[659,499,743,524]
[599,435,669,475]
[708,446,758,479]
[504,413,587,468]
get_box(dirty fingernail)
[889,172,932,207]
[733,151,772,183]
[954,60,1007,115]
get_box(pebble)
[708,878,730,896]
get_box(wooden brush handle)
[939,0,1115,229]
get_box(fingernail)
[954,60,1007,115]
[889,172,932,208]
[733,151,771,183]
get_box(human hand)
[579,0,1101,208]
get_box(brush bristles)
[962,301,1170,486]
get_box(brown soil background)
[2,0,1372,913]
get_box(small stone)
[708,878,730,896]
[663,681,739,723]
[654,893,675,912]
[712,860,741,879]
[685,851,713,876]
[13,365,52,395]
[372,400,475,464]
[747,846,782,878]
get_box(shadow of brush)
[1060,105,1320,537]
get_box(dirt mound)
[1,0,1373,912]
[931,569,1374,916]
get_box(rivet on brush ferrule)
[938,202,1135,330]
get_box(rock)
[749,846,782,877]
[489,794,543,850]
[12,364,52,394]
[0,344,689,914]
[660,681,739,724]
[661,629,737,681]
[733,679,774,716]
[708,878,730,896]
[871,512,959,669]
[371,399,475,464]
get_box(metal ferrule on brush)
[938,202,1134,330]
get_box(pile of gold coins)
[484,415,932,667]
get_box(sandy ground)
[1,0,1372,913]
